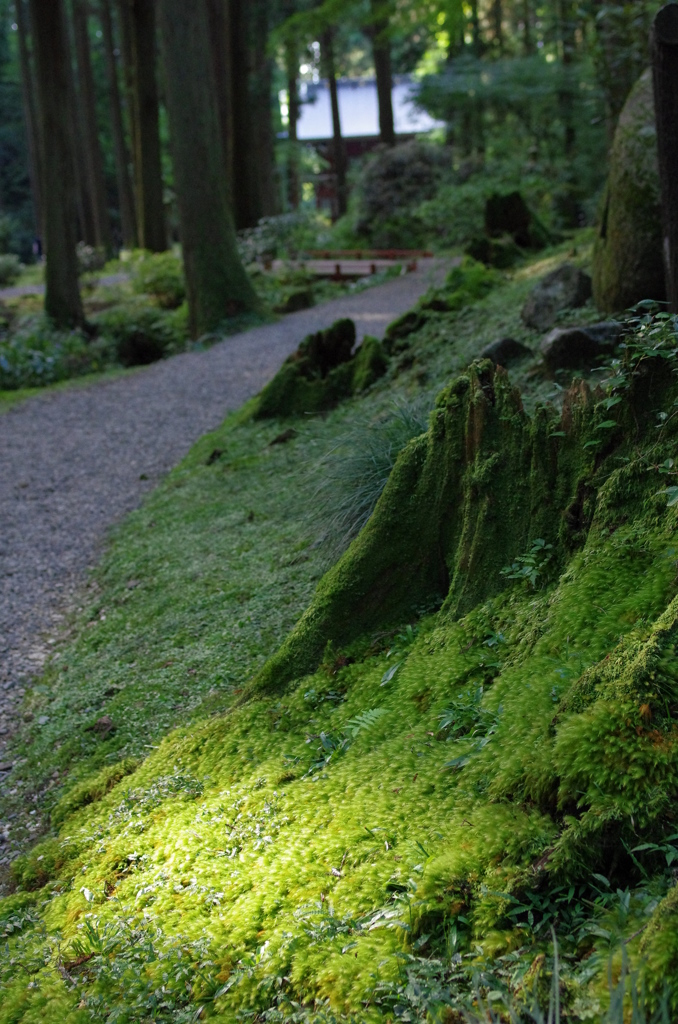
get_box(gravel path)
[0,272,128,301]
[0,263,446,755]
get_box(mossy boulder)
[253,319,388,419]
[593,68,666,313]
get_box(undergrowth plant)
[308,395,432,560]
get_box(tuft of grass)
[307,394,432,561]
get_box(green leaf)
[659,487,678,507]
[444,752,471,771]
[381,662,401,687]
[595,420,618,430]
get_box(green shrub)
[0,316,113,389]
[94,302,187,366]
[0,254,21,286]
[353,141,447,249]
[76,242,107,275]
[131,250,186,309]
[238,211,332,263]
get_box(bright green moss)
[6,249,678,1021]
[50,758,139,826]
[252,361,602,695]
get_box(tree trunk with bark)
[285,36,300,210]
[28,0,84,327]
[100,0,137,249]
[229,0,260,229]
[124,0,166,251]
[61,5,95,245]
[206,0,234,199]
[559,0,577,158]
[652,4,678,311]
[250,0,279,218]
[157,0,258,336]
[369,0,395,145]
[523,0,534,55]
[492,0,503,52]
[321,28,347,219]
[469,0,481,56]
[14,0,43,239]
[73,0,112,254]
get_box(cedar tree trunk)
[230,0,261,229]
[206,0,234,198]
[100,0,137,248]
[73,0,112,254]
[370,0,395,146]
[321,28,347,219]
[157,0,258,336]
[28,0,84,327]
[652,4,678,311]
[126,0,166,251]
[14,0,43,238]
[250,0,279,218]
[285,36,300,210]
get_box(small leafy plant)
[501,538,553,588]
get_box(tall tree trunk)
[369,0,395,145]
[652,4,678,312]
[100,0,137,249]
[523,0,534,55]
[206,0,234,199]
[116,0,138,172]
[469,0,481,56]
[28,0,84,327]
[125,0,166,251]
[73,0,112,254]
[492,0,503,52]
[62,5,95,245]
[559,0,576,158]
[321,28,347,219]
[250,0,279,218]
[157,0,258,336]
[230,0,261,229]
[14,0,43,239]
[285,36,300,210]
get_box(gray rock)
[479,337,533,365]
[522,263,593,331]
[583,321,624,347]
[540,321,622,372]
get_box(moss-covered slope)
[4,247,678,1023]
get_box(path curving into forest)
[0,262,447,754]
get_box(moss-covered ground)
[4,234,678,1023]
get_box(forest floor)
[0,260,446,760]
[7,234,677,1022]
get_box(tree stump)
[652,4,678,312]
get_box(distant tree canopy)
[4,0,661,330]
